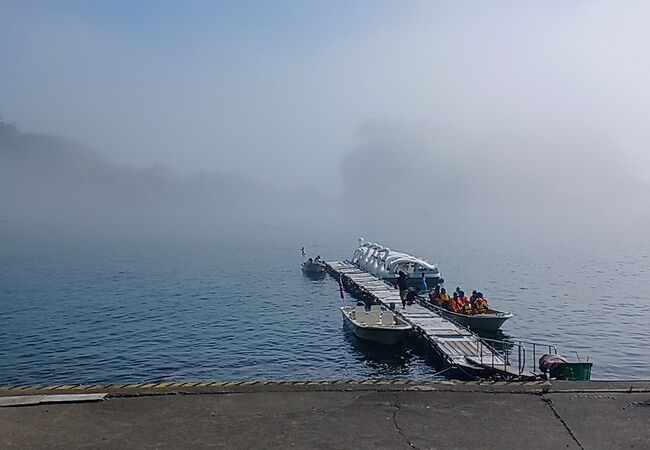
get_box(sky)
[1,0,650,239]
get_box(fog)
[1,1,649,246]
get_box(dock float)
[326,261,536,380]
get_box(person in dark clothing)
[406,288,417,305]
[397,271,409,308]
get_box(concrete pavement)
[1,381,648,449]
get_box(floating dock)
[326,261,536,380]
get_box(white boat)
[351,237,443,289]
[426,303,513,332]
[341,305,412,345]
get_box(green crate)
[550,362,592,381]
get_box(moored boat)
[351,237,443,289]
[425,303,513,332]
[341,305,412,345]
[302,260,326,274]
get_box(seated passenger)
[457,290,468,308]
[470,290,478,308]
[462,300,473,315]
[429,285,441,304]
[438,288,450,308]
[449,292,461,312]
[475,292,489,313]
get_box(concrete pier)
[1,380,648,449]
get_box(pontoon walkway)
[326,261,536,380]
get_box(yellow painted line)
[207,381,227,387]
[194,382,212,387]
[152,382,174,388]
[57,385,77,390]
[124,383,144,389]
[238,381,257,386]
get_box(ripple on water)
[1,238,649,384]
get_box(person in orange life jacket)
[457,290,468,308]
[449,292,461,312]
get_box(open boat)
[302,260,326,274]
[341,305,412,345]
[425,303,513,332]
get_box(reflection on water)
[342,329,445,379]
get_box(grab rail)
[476,336,558,375]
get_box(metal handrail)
[477,336,558,375]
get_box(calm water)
[1,234,648,384]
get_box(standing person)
[420,273,428,293]
[397,271,409,309]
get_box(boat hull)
[383,276,443,291]
[302,262,326,274]
[428,305,513,332]
[341,309,410,345]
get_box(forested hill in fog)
[0,121,332,240]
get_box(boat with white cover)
[351,237,443,289]
[341,305,412,345]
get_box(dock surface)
[1,381,649,449]
[327,261,532,379]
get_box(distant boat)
[302,260,326,274]
[425,303,513,332]
[341,305,412,345]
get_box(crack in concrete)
[390,403,422,450]
[542,397,584,450]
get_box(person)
[429,285,441,305]
[420,273,428,293]
[397,271,409,308]
[315,255,321,262]
[470,290,478,308]
[308,257,313,264]
[457,290,468,308]
[462,299,473,314]
[406,288,417,305]
[475,292,489,314]
[449,292,461,312]
[438,288,450,309]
